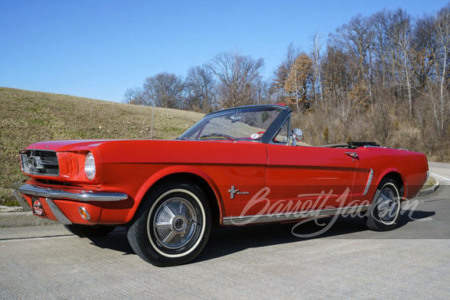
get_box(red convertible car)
[13,104,428,266]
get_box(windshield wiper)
[199,133,236,141]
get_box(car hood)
[25,140,116,152]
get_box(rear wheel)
[65,224,115,237]
[127,182,211,267]
[366,178,401,231]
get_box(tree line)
[124,51,267,112]
[124,4,449,160]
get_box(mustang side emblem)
[228,185,249,199]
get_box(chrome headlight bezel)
[20,153,30,174]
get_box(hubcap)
[376,185,400,225]
[153,197,198,250]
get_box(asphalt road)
[1,164,449,299]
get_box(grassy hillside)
[0,87,203,205]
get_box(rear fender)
[375,168,407,198]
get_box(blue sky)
[0,0,447,102]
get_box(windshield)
[179,106,283,141]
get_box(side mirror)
[291,128,303,146]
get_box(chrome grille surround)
[20,150,59,176]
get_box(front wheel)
[127,182,211,267]
[366,178,401,231]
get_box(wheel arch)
[376,169,405,198]
[132,166,223,226]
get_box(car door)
[265,144,358,213]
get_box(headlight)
[20,153,30,174]
[84,152,96,180]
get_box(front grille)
[20,150,59,176]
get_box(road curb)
[0,212,57,228]
[418,176,440,197]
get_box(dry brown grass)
[0,87,203,205]
[291,99,450,163]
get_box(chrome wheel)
[366,179,401,231]
[128,183,211,266]
[375,183,400,225]
[152,197,198,250]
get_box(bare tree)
[253,78,274,104]
[321,46,353,100]
[208,52,264,108]
[371,10,390,88]
[272,43,301,102]
[391,10,414,116]
[143,72,185,108]
[185,65,215,112]
[331,16,375,110]
[123,87,146,105]
[435,6,449,135]
[284,53,313,112]
[333,16,373,82]
[311,32,323,103]
[427,5,450,136]
[412,15,436,91]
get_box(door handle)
[345,152,359,160]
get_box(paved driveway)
[1,164,449,299]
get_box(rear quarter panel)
[355,147,428,201]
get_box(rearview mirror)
[293,128,303,140]
[292,128,303,146]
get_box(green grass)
[0,87,203,206]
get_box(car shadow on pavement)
[85,208,435,264]
[396,209,436,227]
[87,227,134,255]
[198,209,435,263]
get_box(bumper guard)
[12,182,129,225]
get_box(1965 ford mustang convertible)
[13,104,428,266]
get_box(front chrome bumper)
[14,183,128,202]
[12,182,129,225]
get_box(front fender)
[131,165,224,222]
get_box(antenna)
[150,106,154,139]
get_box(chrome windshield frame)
[178,104,292,144]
